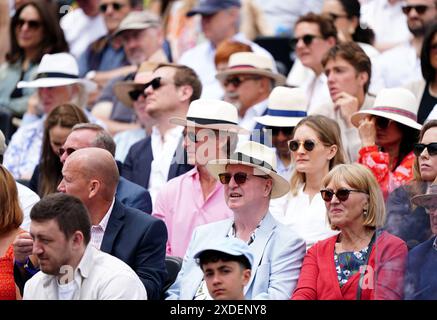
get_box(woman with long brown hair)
[29,103,89,196]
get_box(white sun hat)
[350,87,422,130]
[206,141,290,198]
[17,53,97,92]
[215,52,286,86]
[254,86,308,128]
[170,99,249,133]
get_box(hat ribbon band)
[267,109,307,118]
[186,116,237,126]
[372,106,417,121]
[35,72,79,80]
[231,152,276,173]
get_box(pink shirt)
[152,167,233,257]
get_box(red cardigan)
[291,231,407,300]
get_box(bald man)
[15,148,168,300]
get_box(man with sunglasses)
[292,13,337,114]
[165,141,305,300]
[375,0,437,88]
[178,0,274,100]
[91,10,168,136]
[121,63,201,203]
[152,99,244,258]
[215,52,286,137]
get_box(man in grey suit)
[165,141,306,300]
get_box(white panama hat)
[254,86,308,128]
[215,52,286,86]
[351,87,422,130]
[17,53,97,92]
[206,141,290,198]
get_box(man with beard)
[375,0,437,87]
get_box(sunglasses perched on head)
[320,188,368,202]
[59,147,76,157]
[16,19,42,30]
[291,34,322,47]
[218,172,269,185]
[413,143,437,157]
[401,5,430,15]
[288,139,316,152]
[99,2,125,13]
[264,126,294,136]
[128,77,162,101]
[223,75,261,88]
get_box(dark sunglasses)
[402,5,430,15]
[16,19,42,30]
[218,172,269,185]
[374,116,392,129]
[288,139,316,152]
[99,2,125,13]
[128,89,146,101]
[59,147,76,157]
[291,34,321,47]
[128,77,162,101]
[413,143,437,157]
[264,126,294,136]
[223,76,261,88]
[320,188,368,202]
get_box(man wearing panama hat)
[165,141,305,300]
[254,86,308,180]
[2,52,99,180]
[152,99,246,258]
[216,52,286,137]
[405,177,437,300]
[351,87,422,199]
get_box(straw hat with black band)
[350,87,422,131]
[215,52,286,86]
[206,141,290,198]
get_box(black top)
[417,82,437,124]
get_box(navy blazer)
[121,135,193,189]
[30,163,153,214]
[102,199,168,300]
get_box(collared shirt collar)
[96,197,115,233]
[228,215,266,245]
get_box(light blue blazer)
[166,212,306,300]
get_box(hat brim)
[206,159,290,199]
[254,115,302,128]
[216,69,286,86]
[17,78,97,92]
[350,109,422,130]
[169,117,250,134]
[411,193,437,207]
[113,81,144,108]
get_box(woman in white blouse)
[270,115,347,249]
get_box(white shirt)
[148,126,184,204]
[90,198,115,250]
[360,0,411,46]
[375,41,422,88]
[178,33,275,100]
[301,73,331,115]
[269,185,338,250]
[60,8,107,59]
[57,280,78,300]
[16,182,40,232]
[24,245,148,300]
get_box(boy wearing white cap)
[194,237,253,300]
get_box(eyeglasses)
[218,172,269,185]
[288,139,316,152]
[16,19,42,30]
[263,126,294,136]
[320,188,368,202]
[99,2,125,13]
[128,88,146,101]
[413,142,437,157]
[59,147,76,157]
[374,116,392,129]
[291,34,322,47]
[401,5,431,15]
[223,75,261,88]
